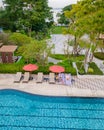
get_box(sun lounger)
[14,72,22,83]
[36,72,43,83]
[49,73,55,84]
[22,72,30,83]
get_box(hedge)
[94,52,104,60]
[76,62,103,75]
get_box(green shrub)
[58,60,76,75]
[76,62,86,74]
[50,54,85,62]
[94,52,104,60]
[9,33,32,46]
[0,33,11,45]
[88,62,103,75]
[50,54,66,60]
[36,65,50,74]
[0,63,23,73]
[78,69,85,75]
[87,68,94,73]
[76,62,103,75]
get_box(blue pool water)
[0,89,104,130]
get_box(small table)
[44,77,49,82]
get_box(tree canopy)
[57,4,72,25]
[18,39,54,65]
[65,0,104,36]
[0,0,53,39]
[64,0,104,64]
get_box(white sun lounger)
[22,72,30,83]
[36,72,43,83]
[14,72,22,83]
[49,73,55,84]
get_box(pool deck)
[0,74,104,97]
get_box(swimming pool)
[0,89,104,130]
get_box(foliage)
[57,60,76,75]
[78,69,85,75]
[87,68,94,73]
[76,62,85,74]
[18,39,54,65]
[0,57,103,75]
[64,0,104,61]
[0,56,53,74]
[0,0,53,38]
[0,63,23,73]
[50,54,66,60]
[64,0,104,35]
[0,7,11,30]
[76,62,103,75]
[57,4,72,25]
[94,52,104,60]
[50,54,84,61]
[0,33,11,45]
[9,33,32,46]
[88,62,103,75]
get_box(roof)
[0,45,18,52]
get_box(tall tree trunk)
[89,53,93,62]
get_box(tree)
[9,33,32,46]
[0,7,11,30]
[57,4,72,25]
[18,39,54,65]
[64,6,83,56]
[65,0,104,62]
[1,0,53,39]
[75,0,104,63]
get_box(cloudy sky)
[0,0,78,8]
[0,0,2,7]
[48,0,77,8]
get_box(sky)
[0,0,78,8]
[0,0,2,7]
[48,0,77,8]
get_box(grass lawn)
[50,54,85,62]
[51,26,66,34]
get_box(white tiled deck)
[0,74,104,97]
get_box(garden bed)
[76,62,103,75]
[94,52,104,60]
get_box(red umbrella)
[49,65,65,73]
[23,64,38,72]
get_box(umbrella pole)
[30,72,33,80]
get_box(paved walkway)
[93,57,104,74]
[0,74,104,97]
[50,34,73,54]
[48,57,61,64]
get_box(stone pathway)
[0,74,104,97]
[48,57,61,64]
[50,34,73,54]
